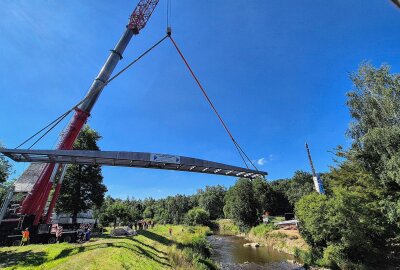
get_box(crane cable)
[168,36,259,171]
[164,0,258,171]
[15,34,169,150]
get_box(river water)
[207,235,304,270]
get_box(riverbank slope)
[0,225,215,270]
[214,219,309,256]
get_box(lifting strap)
[168,36,258,171]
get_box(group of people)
[128,220,155,231]
[77,223,92,243]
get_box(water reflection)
[208,235,304,270]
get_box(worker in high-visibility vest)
[21,228,30,246]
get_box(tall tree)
[198,185,226,220]
[56,126,107,223]
[251,178,277,218]
[270,179,293,215]
[224,178,257,231]
[296,63,400,268]
[285,171,315,206]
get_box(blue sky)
[1,1,399,199]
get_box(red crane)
[19,0,160,226]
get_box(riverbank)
[0,225,216,270]
[214,219,309,256]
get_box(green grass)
[214,219,240,235]
[0,225,215,270]
[249,223,277,238]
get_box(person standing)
[169,227,172,236]
[56,226,63,243]
[21,228,30,246]
[85,227,91,241]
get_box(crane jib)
[18,0,161,224]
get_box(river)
[207,235,304,270]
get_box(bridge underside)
[1,149,266,179]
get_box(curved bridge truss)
[0,149,266,180]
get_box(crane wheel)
[63,235,72,243]
[48,236,56,244]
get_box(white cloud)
[255,154,275,166]
[257,157,267,166]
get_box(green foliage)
[56,126,107,222]
[224,178,257,231]
[347,63,400,143]
[0,142,13,184]
[185,207,210,226]
[294,63,400,268]
[295,193,329,248]
[223,177,289,231]
[249,223,276,238]
[164,194,196,224]
[0,180,14,204]
[293,248,316,267]
[269,179,293,215]
[285,171,315,206]
[215,219,240,235]
[251,177,277,218]
[198,185,226,220]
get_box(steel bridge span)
[0,148,266,180]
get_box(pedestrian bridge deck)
[0,149,266,179]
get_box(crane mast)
[305,143,325,194]
[19,0,160,225]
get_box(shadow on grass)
[129,237,168,256]
[138,230,175,246]
[52,240,171,267]
[0,250,47,268]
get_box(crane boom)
[305,143,325,194]
[19,0,160,225]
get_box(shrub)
[185,208,210,226]
[249,223,276,238]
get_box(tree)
[56,126,107,223]
[251,177,278,218]
[165,195,193,224]
[185,207,210,226]
[285,171,315,206]
[224,178,257,231]
[0,142,13,202]
[198,185,226,220]
[295,63,400,268]
[296,185,392,269]
[98,198,130,227]
[0,143,12,184]
[270,179,293,215]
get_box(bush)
[168,233,216,270]
[185,208,210,226]
[249,223,276,238]
[293,247,317,266]
[215,219,240,235]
